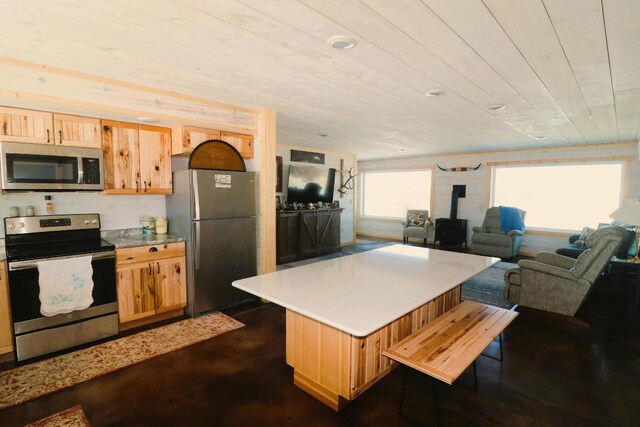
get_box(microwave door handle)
[77,156,84,184]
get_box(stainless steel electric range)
[4,213,118,362]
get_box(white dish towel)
[37,255,94,317]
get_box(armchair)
[471,207,526,259]
[402,210,430,247]
[504,226,627,316]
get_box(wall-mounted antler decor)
[337,159,355,197]
[436,163,481,172]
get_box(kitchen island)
[233,245,499,410]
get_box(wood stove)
[434,185,468,249]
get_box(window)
[361,170,432,219]
[491,162,625,231]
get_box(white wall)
[0,193,165,236]
[276,145,356,244]
[358,142,640,254]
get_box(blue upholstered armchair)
[471,207,526,259]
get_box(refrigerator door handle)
[192,170,201,220]
[194,221,201,270]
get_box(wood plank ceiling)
[0,0,638,159]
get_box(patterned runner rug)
[461,261,517,309]
[0,312,243,409]
[26,405,90,427]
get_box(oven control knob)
[7,223,14,229]
[17,222,24,228]
[91,219,98,224]
[84,219,90,225]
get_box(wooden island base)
[285,286,461,411]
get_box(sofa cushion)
[472,232,512,247]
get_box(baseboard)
[357,232,434,244]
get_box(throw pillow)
[407,213,426,227]
[575,226,595,246]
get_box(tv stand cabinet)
[277,209,343,265]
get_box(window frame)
[487,157,632,234]
[359,167,435,222]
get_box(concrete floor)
[1,241,638,426]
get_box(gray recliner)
[471,207,526,259]
[402,210,430,247]
[504,226,627,316]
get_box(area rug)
[461,261,517,309]
[26,405,90,427]
[0,312,243,409]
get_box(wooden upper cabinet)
[139,125,172,194]
[53,114,101,148]
[175,125,221,155]
[172,125,253,159]
[0,106,53,144]
[221,131,254,158]
[102,120,141,194]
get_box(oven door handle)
[8,251,115,271]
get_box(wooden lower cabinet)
[0,261,12,355]
[116,242,186,328]
[285,286,461,411]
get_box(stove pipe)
[450,185,466,219]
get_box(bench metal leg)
[398,366,409,416]
[397,367,442,427]
[480,333,504,362]
[432,378,441,427]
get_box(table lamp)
[609,199,640,263]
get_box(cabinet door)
[0,262,12,354]
[117,262,156,323]
[277,212,300,264]
[139,125,172,194]
[53,114,101,148]
[102,120,140,194]
[0,106,53,144]
[154,257,187,314]
[220,131,254,159]
[300,213,318,257]
[176,125,221,155]
[316,212,336,253]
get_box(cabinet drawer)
[116,242,185,266]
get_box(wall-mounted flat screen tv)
[287,165,336,204]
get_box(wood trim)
[524,229,574,237]
[0,261,12,355]
[0,56,257,114]
[358,141,639,165]
[118,308,185,331]
[340,240,355,246]
[356,232,403,242]
[352,154,358,244]
[487,155,634,167]
[259,109,277,274]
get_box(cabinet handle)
[59,130,63,144]
[136,180,140,193]
[147,263,152,275]
[144,181,147,192]
[46,129,50,144]
[157,262,160,274]
[148,247,158,252]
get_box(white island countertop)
[233,245,500,337]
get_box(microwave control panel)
[82,158,101,184]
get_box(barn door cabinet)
[0,106,101,148]
[276,209,342,264]
[115,242,187,329]
[172,125,254,158]
[102,120,172,194]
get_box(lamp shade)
[610,199,640,226]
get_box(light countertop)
[233,245,499,337]
[101,229,185,249]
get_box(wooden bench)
[383,300,518,424]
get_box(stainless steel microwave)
[0,141,104,191]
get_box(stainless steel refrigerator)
[167,159,257,316]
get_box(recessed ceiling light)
[326,35,357,49]
[136,116,160,124]
[425,89,445,97]
[488,104,506,111]
[318,133,330,138]
[399,148,408,152]
[532,135,547,140]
